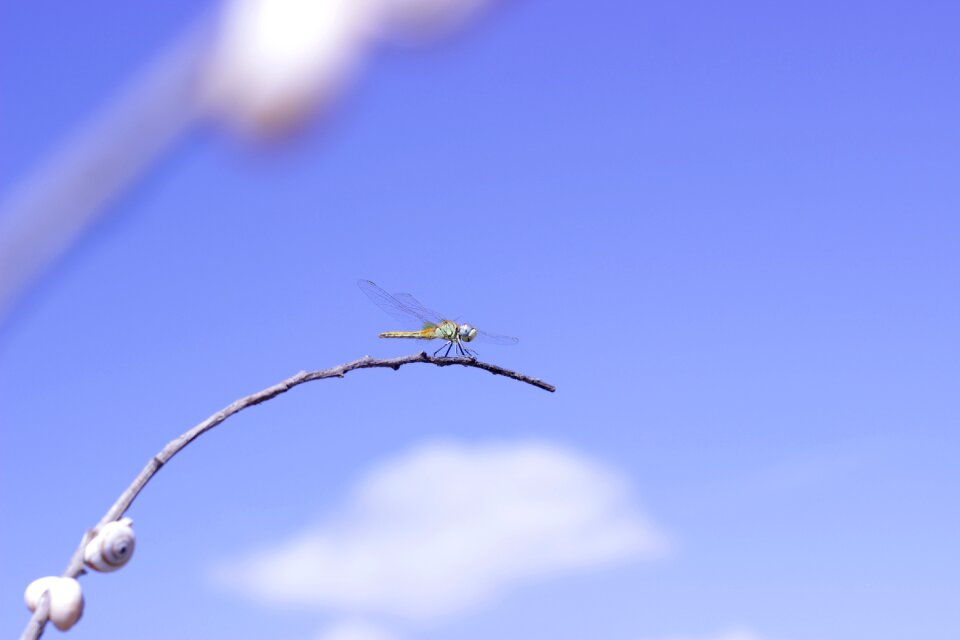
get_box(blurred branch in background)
[0,0,496,325]
[20,352,553,640]
[0,25,207,325]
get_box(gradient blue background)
[2,1,959,638]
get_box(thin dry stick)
[20,352,554,640]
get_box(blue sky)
[2,1,959,639]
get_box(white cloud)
[311,621,766,640]
[641,629,767,640]
[314,619,399,640]
[212,440,669,620]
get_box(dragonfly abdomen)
[379,329,438,340]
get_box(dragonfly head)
[458,323,478,342]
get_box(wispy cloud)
[312,622,768,640]
[212,440,669,620]
[640,629,768,640]
[313,619,399,640]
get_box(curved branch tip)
[20,352,553,639]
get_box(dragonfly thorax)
[434,321,476,343]
[434,320,459,341]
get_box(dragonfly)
[358,280,519,358]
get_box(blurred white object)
[24,576,84,631]
[202,0,380,132]
[0,0,498,325]
[202,0,497,131]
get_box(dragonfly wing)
[394,290,518,344]
[357,280,434,325]
[394,293,447,325]
[359,280,518,344]
[473,329,519,345]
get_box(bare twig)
[19,592,49,640]
[20,352,554,640]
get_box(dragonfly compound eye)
[460,324,478,342]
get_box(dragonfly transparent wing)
[473,329,519,345]
[395,293,517,345]
[396,293,518,345]
[394,293,446,325]
[359,280,519,345]
[357,280,437,326]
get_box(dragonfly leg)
[433,342,448,357]
[444,342,454,357]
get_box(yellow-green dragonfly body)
[358,280,518,357]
